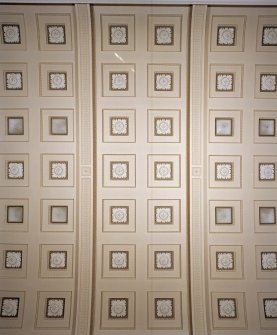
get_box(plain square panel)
[101,15,135,51]
[209,156,241,188]
[0,199,28,232]
[37,14,73,51]
[254,200,277,233]
[0,109,28,142]
[254,110,277,144]
[0,14,26,50]
[0,291,25,328]
[0,63,27,97]
[257,16,277,52]
[210,16,246,51]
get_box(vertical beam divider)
[190,5,208,335]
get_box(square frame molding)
[0,14,26,51]
[0,63,27,97]
[258,292,277,329]
[254,110,277,143]
[254,200,277,233]
[255,65,277,99]
[0,198,28,232]
[257,16,277,52]
[0,109,28,142]
[0,154,29,187]
[254,156,277,188]
[256,245,277,279]
[0,291,25,328]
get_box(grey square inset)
[110,206,129,224]
[154,117,173,136]
[50,206,68,223]
[7,117,24,135]
[110,251,129,270]
[49,72,67,90]
[49,251,67,269]
[7,206,24,223]
[154,72,173,91]
[154,161,173,180]
[154,206,173,224]
[216,73,234,91]
[259,163,275,181]
[263,298,277,318]
[216,252,235,270]
[259,207,276,225]
[154,251,174,270]
[110,72,128,91]
[50,117,68,135]
[215,162,233,181]
[109,25,128,45]
[259,119,275,137]
[215,207,233,225]
[109,298,128,318]
[217,26,236,46]
[262,26,277,46]
[110,161,129,180]
[7,161,24,179]
[1,24,21,44]
[261,252,277,270]
[154,25,174,45]
[110,117,129,136]
[215,118,233,136]
[5,250,22,269]
[154,298,174,319]
[260,74,277,92]
[5,72,23,90]
[217,298,237,318]
[50,161,68,180]
[0,297,20,317]
[47,24,66,44]
[46,298,65,318]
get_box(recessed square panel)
[211,16,246,51]
[210,245,243,279]
[101,15,135,51]
[0,291,25,328]
[102,244,135,278]
[210,64,243,98]
[7,117,24,135]
[37,14,72,51]
[42,154,74,187]
[258,292,277,329]
[7,206,23,223]
[102,64,135,97]
[147,291,182,329]
[51,117,68,135]
[210,200,241,233]
[260,207,276,224]
[148,199,180,232]
[0,109,28,142]
[255,65,277,99]
[101,291,135,329]
[215,207,233,225]
[211,292,247,329]
[103,155,135,188]
[254,156,277,188]
[0,199,28,232]
[40,63,73,97]
[256,245,277,279]
[0,63,27,97]
[0,154,28,187]
[36,291,71,328]
[148,15,182,52]
[259,119,275,137]
[254,111,277,144]
[209,156,241,188]
[51,206,68,223]
[257,16,277,52]
[215,118,232,136]
[148,155,180,188]
[148,64,180,98]
[102,199,135,232]
[255,201,277,233]
[0,244,27,278]
[148,244,180,278]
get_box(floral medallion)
[215,163,232,180]
[47,25,66,44]
[155,25,174,45]
[110,25,128,45]
[261,252,277,270]
[264,299,277,318]
[260,74,277,92]
[111,162,129,180]
[2,24,21,44]
[50,161,68,179]
[111,117,128,135]
[110,251,128,269]
[155,73,173,91]
[216,252,234,270]
[0,298,19,317]
[109,298,128,318]
[155,118,173,136]
[8,161,24,179]
[5,251,22,268]
[5,72,22,90]
[216,73,233,91]
[217,26,236,46]
[111,207,128,224]
[262,26,277,46]
[111,73,128,90]
[259,163,275,180]
[155,206,172,224]
[155,298,174,319]
[155,251,173,269]
[218,298,237,318]
[49,251,67,269]
[46,298,65,318]
[155,162,173,180]
[49,72,67,90]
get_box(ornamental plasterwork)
[259,163,275,180]
[110,161,129,180]
[109,25,128,45]
[0,298,19,317]
[215,162,232,180]
[155,298,174,319]
[5,250,22,269]
[5,72,22,90]
[49,72,67,90]
[215,207,233,225]
[110,72,128,90]
[109,298,128,318]
[8,161,24,179]
[259,119,275,137]
[155,251,173,269]
[47,25,66,44]
[110,117,128,135]
[217,26,236,46]
[262,26,277,46]
[216,73,233,91]
[110,251,128,269]
[46,298,65,318]
[2,24,21,44]
[260,74,277,92]
[261,252,277,270]
[218,298,237,318]
[155,117,173,136]
[259,207,276,225]
[111,206,128,224]
[50,161,68,179]
[264,299,277,318]
[49,251,67,269]
[155,206,173,224]
[155,161,173,180]
[215,118,232,136]
[155,25,174,45]
[216,252,234,270]
[155,73,173,91]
